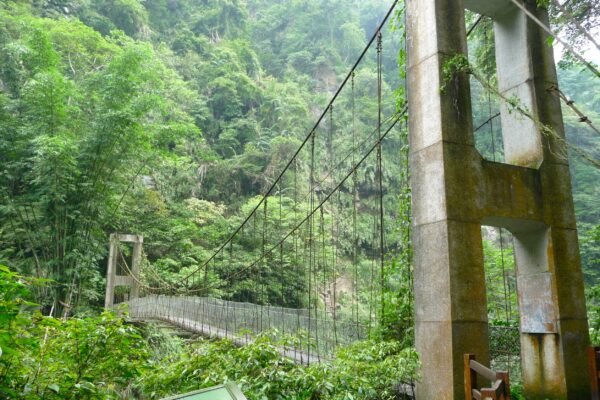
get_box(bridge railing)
[590,346,600,400]
[464,354,511,400]
[125,295,367,359]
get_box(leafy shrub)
[0,265,149,399]
[139,332,419,400]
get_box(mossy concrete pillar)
[406,0,590,398]
[406,1,488,398]
[104,233,143,308]
[491,1,591,398]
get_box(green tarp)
[161,382,247,400]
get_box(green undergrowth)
[0,266,149,399]
[140,328,419,400]
[0,265,419,399]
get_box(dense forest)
[0,0,599,399]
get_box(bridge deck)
[124,295,366,365]
[136,315,322,365]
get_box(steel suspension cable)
[253,212,258,305]
[301,204,310,363]
[351,72,360,332]
[261,198,267,330]
[498,229,511,322]
[318,206,326,359]
[279,183,285,313]
[325,104,334,353]
[550,85,600,136]
[293,158,301,360]
[377,31,386,323]
[467,14,485,37]
[369,214,376,334]
[307,130,315,364]
[332,192,340,347]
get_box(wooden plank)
[489,380,503,398]
[465,354,477,400]
[481,387,497,399]
[470,359,498,382]
[465,354,510,400]
[591,347,599,400]
[496,371,511,400]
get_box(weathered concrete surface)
[407,1,488,398]
[406,0,590,398]
[104,233,143,308]
[464,0,512,18]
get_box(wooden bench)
[464,354,510,400]
[590,346,600,400]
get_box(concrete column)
[407,0,590,398]
[131,238,143,299]
[104,233,143,309]
[104,234,118,309]
[406,1,489,398]
[493,2,590,398]
[494,4,543,168]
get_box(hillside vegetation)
[0,0,598,399]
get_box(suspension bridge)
[105,0,600,398]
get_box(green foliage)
[0,10,200,312]
[0,265,42,382]
[510,383,526,400]
[482,236,518,323]
[560,68,600,286]
[140,332,419,400]
[0,265,419,399]
[14,313,149,399]
[546,0,600,68]
[440,53,471,92]
[588,225,600,346]
[589,283,600,346]
[0,265,149,399]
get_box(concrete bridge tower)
[406,0,591,398]
[104,233,143,308]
